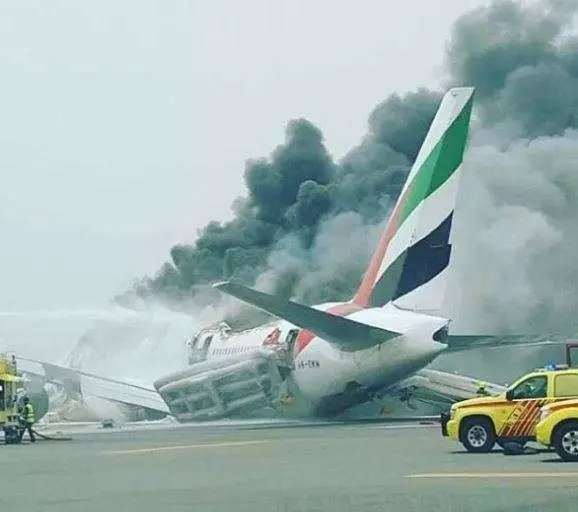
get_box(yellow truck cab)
[0,353,24,444]
[441,347,578,453]
[534,398,578,461]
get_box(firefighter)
[19,397,36,443]
[277,393,295,407]
[476,381,490,396]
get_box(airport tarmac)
[1,420,577,512]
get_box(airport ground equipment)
[0,353,25,444]
[535,396,578,461]
[441,342,578,453]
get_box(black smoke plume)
[115,0,578,335]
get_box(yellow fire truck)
[0,353,25,444]
[535,398,578,461]
[441,343,578,453]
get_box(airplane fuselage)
[188,301,449,415]
[292,303,448,399]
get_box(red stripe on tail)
[293,302,363,356]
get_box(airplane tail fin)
[352,87,475,313]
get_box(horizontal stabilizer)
[213,281,400,351]
[445,334,568,352]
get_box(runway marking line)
[102,440,270,455]
[406,472,578,479]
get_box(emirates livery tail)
[352,87,474,312]
[213,87,475,350]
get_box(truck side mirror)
[505,389,514,401]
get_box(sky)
[0,0,490,311]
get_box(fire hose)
[30,428,73,441]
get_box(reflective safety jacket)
[24,403,35,424]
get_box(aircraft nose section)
[426,324,450,361]
[413,340,447,367]
[402,319,450,367]
[430,340,449,359]
[433,324,449,343]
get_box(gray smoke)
[447,129,578,335]
[110,0,578,344]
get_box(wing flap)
[213,281,400,351]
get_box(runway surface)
[1,420,577,512]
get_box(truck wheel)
[553,421,578,462]
[460,417,496,453]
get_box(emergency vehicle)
[535,397,578,461]
[441,343,578,453]
[0,353,25,444]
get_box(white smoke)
[291,212,384,304]
[0,305,198,384]
[446,128,578,335]
[242,210,385,306]
[62,306,199,384]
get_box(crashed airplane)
[152,87,564,421]
[13,87,564,424]
[14,356,169,422]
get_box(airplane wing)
[444,333,570,352]
[386,368,507,409]
[212,281,400,351]
[16,357,170,414]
